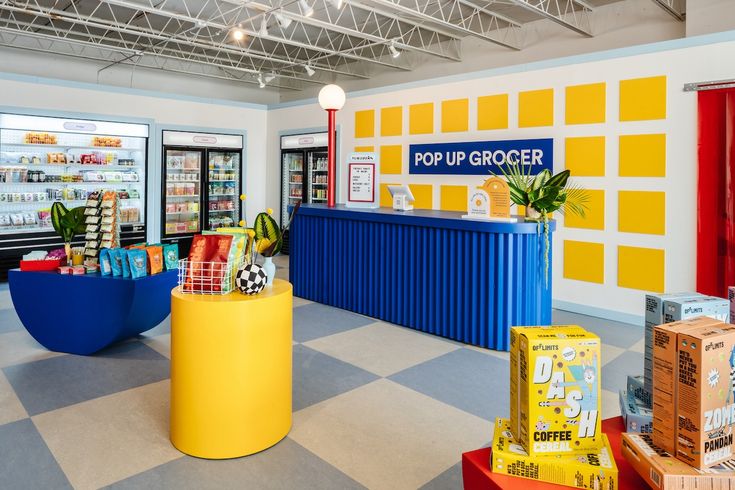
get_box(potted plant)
[51,202,86,266]
[252,203,300,286]
[498,165,589,283]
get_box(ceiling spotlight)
[388,39,400,58]
[264,73,276,83]
[304,64,315,77]
[298,0,314,17]
[257,73,266,88]
[196,19,207,28]
[232,28,245,41]
[328,0,343,9]
[275,11,292,29]
[259,17,268,37]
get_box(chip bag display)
[99,248,112,276]
[109,248,123,276]
[184,234,233,292]
[146,246,163,275]
[119,249,130,278]
[163,244,179,270]
[127,249,147,278]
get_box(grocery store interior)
[2,0,735,488]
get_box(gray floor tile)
[3,341,169,416]
[389,348,509,420]
[0,307,23,334]
[552,310,642,349]
[104,437,365,490]
[601,350,644,392]
[293,303,375,343]
[294,344,379,411]
[0,419,71,490]
[419,462,462,490]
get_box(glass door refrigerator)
[161,131,243,256]
[0,113,148,280]
[280,132,328,254]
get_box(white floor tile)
[0,370,28,426]
[0,331,62,368]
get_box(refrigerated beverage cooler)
[161,131,243,256]
[280,132,328,254]
[0,112,148,280]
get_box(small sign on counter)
[346,152,379,208]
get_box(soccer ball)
[235,263,267,295]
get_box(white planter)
[262,256,276,286]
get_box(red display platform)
[462,417,648,489]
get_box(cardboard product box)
[621,432,735,490]
[729,287,735,323]
[517,327,602,456]
[663,296,729,324]
[627,374,652,408]
[619,390,652,433]
[491,418,617,490]
[509,325,586,442]
[652,317,723,453]
[676,323,735,468]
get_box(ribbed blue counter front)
[289,204,555,350]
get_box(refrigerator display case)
[280,132,328,254]
[0,113,148,279]
[161,131,243,256]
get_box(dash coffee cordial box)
[622,433,735,490]
[517,327,602,455]
[663,296,729,324]
[676,323,735,468]
[509,325,586,441]
[652,317,723,453]
[619,390,652,433]
[491,418,617,490]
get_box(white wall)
[267,34,735,321]
[0,75,268,239]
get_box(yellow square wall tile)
[518,89,554,128]
[565,189,604,230]
[563,240,604,284]
[380,183,398,207]
[409,103,434,135]
[620,76,667,121]
[381,106,403,137]
[409,184,433,209]
[380,145,403,175]
[618,245,664,292]
[565,82,606,125]
[477,94,508,130]
[355,146,374,153]
[355,110,375,138]
[565,136,605,177]
[440,185,467,212]
[619,134,666,177]
[441,99,469,133]
[618,191,665,235]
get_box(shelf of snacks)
[4,143,143,151]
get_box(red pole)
[327,108,336,207]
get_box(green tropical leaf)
[51,202,69,237]
[531,169,551,192]
[546,170,570,188]
[254,212,282,256]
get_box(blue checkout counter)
[289,204,555,350]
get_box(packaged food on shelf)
[92,136,122,147]
[24,132,57,144]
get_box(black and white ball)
[235,264,267,295]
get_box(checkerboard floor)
[0,261,643,489]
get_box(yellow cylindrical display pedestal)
[170,279,292,459]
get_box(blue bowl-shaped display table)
[8,269,178,355]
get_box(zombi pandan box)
[516,327,602,455]
[491,418,617,489]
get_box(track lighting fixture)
[304,64,315,77]
[298,0,314,17]
[388,39,400,59]
[232,28,245,41]
[275,10,292,29]
[257,73,265,88]
[259,17,268,37]
[264,73,276,83]
[328,0,343,9]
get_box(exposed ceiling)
[0,0,686,92]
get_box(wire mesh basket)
[177,259,235,295]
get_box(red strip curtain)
[697,88,735,297]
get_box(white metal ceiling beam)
[649,0,685,21]
[508,0,593,36]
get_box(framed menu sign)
[346,152,379,208]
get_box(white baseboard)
[552,299,643,327]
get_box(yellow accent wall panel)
[565,136,605,177]
[565,190,604,230]
[380,183,398,207]
[409,103,434,135]
[618,245,664,292]
[620,76,667,121]
[354,146,374,153]
[477,94,509,130]
[380,106,403,137]
[518,89,554,128]
[619,134,666,177]
[618,191,665,235]
[563,240,604,284]
[565,82,606,125]
[440,185,468,212]
[441,99,469,133]
[355,110,375,138]
[409,184,433,209]
[380,145,403,174]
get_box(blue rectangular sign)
[408,138,553,175]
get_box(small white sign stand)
[346,152,379,209]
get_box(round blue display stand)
[8,269,178,355]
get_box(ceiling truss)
[648,0,684,21]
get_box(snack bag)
[99,248,112,276]
[184,234,232,292]
[203,231,245,287]
[146,246,163,275]
[127,249,147,278]
[163,243,179,270]
[109,248,122,276]
[119,249,131,278]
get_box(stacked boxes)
[618,389,652,433]
[626,374,651,408]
